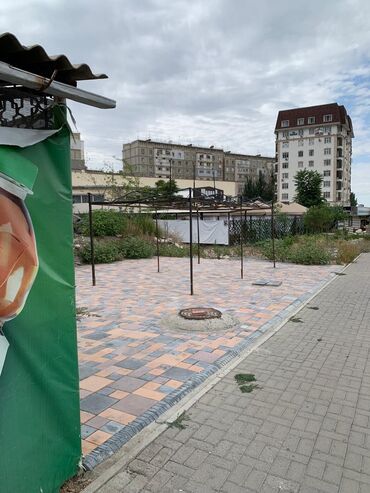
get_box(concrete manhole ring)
[161,309,240,333]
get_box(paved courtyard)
[83,253,370,493]
[76,257,335,468]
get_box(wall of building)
[122,140,274,186]
[72,170,239,213]
[275,104,352,206]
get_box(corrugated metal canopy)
[0,32,108,86]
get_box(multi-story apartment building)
[122,140,274,193]
[275,103,353,206]
[71,132,87,170]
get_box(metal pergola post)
[240,195,244,280]
[155,209,160,273]
[88,193,96,286]
[189,188,194,295]
[196,207,201,264]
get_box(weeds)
[168,412,189,430]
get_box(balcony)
[336,171,343,180]
[336,182,342,191]
[336,159,343,169]
[337,149,343,157]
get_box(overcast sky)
[2,0,370,203]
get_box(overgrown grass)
[257,234,368,265]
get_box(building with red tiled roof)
[274,103,353,206]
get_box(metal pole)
[193,162,196,191]
[271,177,276,269]
[196,207,201,264]
[240,196,244,279]
[213,169,216,195]
[155,209,160,273]
[189,188,194,295]
[88,193,96,286]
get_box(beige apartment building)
[122,139,274,193]
[275,103,353,206]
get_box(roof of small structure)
[277,202,307,215]
[0,32,107,86]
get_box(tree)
[294,169,323,207]
[350,192,358,207]
[154,179,179,199]
[304,203,346,233]
[243,173,274,201]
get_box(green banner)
[0,126,81,492]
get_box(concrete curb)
[80,262,350,492]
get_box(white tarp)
[0,127,60,147]
[159,219,229,245]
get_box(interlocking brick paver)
[77,257,333,461]
[82,254,370,493]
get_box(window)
[298,161,304,168]
[282,152,289,159]
[282,131,289,138]
[324,126,331,133]
[282,141,289,148]
[324,148,331,155]
[323,114,332,122]
[309,128,315,135]
[282,193,289,200]
[324,136,331,144]
[298,129,304,137]
[282,163,289,169]
[323,181,331,187]
[141,149,145,154]
[297,118,304,125]
[298,139,304,146]
[309,161,314,167]
[281,120,289,127]
[308,149,313,157]
[282,172,289,179]
[282,183,289,189]
[309,138,314,145]
[323,170,331,176]
[324,159,331,166]
[298,150,303,157]
[308,117,315,124]
[323,192,331,199]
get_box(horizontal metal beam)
[0,62,116,109]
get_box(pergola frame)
[87,187,277,295]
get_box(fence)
[229,215,305,245]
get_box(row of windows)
[282,158,332,169]
[282,148,331,159]
[281,126,332,138]
[73,194,104,204]
[281,114,333,127]
[282,181,331,189]
[281,170,331,180]
[281,191,331,201]
[282,137,332,147]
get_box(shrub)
[258,236,332,265]
[119,236,155,259]
[304,204,346,234]
[157,243,190,257]
[79,240,122,264]
[79,210,126,237]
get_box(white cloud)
[1,0,370,202]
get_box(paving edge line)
[81,261,353,492]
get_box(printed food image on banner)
[0,157,39,374]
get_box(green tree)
[304,204,346,233]
[350,192,358,207]
[294,169,323,207]
[154,179,179,199]
[243,173,274,201]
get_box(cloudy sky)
[2,0,370,203]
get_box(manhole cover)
[179,307,222,320]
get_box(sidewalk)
[84,254,370,493]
